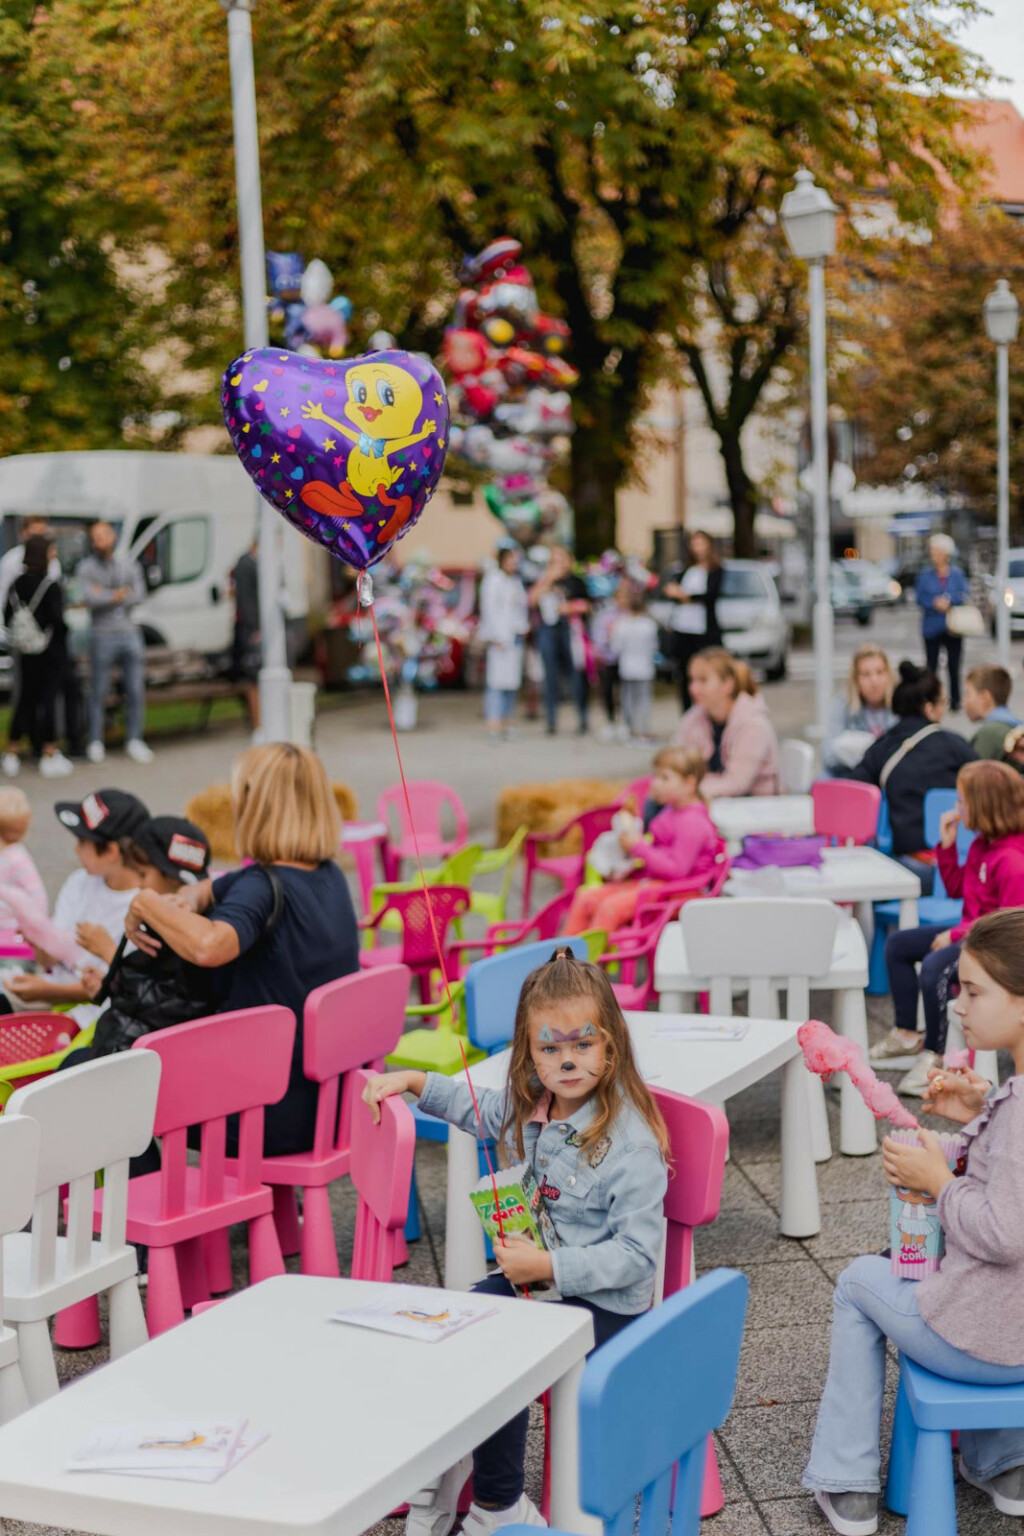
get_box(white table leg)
[780,1054,821,1238]
[659,990,683,1013]
[835,987,877,1157]
[444,1127,487,1291]
[854,900,874,946]
[549,1352,601,1536]
[898,898,918,930]
[808,1074,832,1164]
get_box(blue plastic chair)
[507,1269,748,1536]
[886,1354,1024,1535]
[463,936,589,1056]
[867,789,975,995]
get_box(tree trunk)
[720,429,757,558]
[570,407,621,557]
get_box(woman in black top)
[2,534,72,776]
[851,661,976,893]
[528,545,591,735]
[661,530,724,710]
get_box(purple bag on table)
[732,834,828,871]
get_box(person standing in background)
[528,545,590,736]
[611,585,658,743]
[230,539,261,732]
[1,534,73,778]
[915,534,969,713]
[477,541,530,742]
[661,530,723,711]
[76,521,153,766]
[0,517,60,619]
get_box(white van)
[0,451,312,659]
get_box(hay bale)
[496,779,627,852]
[185,782,359,864]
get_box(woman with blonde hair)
[673,646,779,798]
[822,644,896,776]
[125,743,359,1155]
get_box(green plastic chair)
[579,928,608,962]
[367,844,484,944]
[469,825,528,927]
[387,980,487,1075]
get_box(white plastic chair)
[3,1052,161,1403]
[779,737,815,794]
[0,1115,40,1423]
[677,898,839,1164]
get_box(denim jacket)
[418,1073,668,1314]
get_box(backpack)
[7,578,53,656]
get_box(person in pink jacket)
[673,648,779,798]
[875,759,1024,1097]
[565,746,721,935]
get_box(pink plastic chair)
[0,931,32,962]
[650,1084,731,1517]
[360,886,471,1002]
[521,805,617,917]
[595,856,732,1011]
[811,779,882,846]
[378,782,469,882]
[93,1006,296,1336]
[615,776,653,811]
[447,890,574,972]
[257,966,411,1276]
[349,1070,416,1281]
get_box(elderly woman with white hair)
[915,534,970,712]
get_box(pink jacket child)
[674,690,779,799]
[565,801,721,936]
[937,832,1024,943]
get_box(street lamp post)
[780,168,839,743]
[983,278,1020,670]
[221,0,293,742]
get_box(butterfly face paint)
[529,1003,607,1105]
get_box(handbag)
[946,603,985,638]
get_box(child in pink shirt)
[0,787,46,926]
[565,747,721,935]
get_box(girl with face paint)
[363,948,669,1536]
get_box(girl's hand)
[79,966,105,1000]
[618,832,638,854]
[922,1067,989,1124]
[882,1130,954,1198]
[938,808,960,848]
[76,922,116,963]
[929,929,953,952]
[361,1070,426,1124]
[493,1234,555,1287]
[5,974,49,1002]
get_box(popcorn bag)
[889,1130,966,1280]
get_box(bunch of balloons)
[266,252,353,359]
[441,238,577,545]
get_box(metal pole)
[808,258,833,741]
[222,0,293,742]
[996,342,1011,669]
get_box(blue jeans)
[89,629,145,745]
[537,622,587,732]
[804,1256,1024,1493]
[884,925,961,1050]
[484,687,517,725]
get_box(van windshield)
[719,569,766,599]
[2,515,124,577]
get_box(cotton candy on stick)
[797,1020,920,1130]
[0,886,80,972]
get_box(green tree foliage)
[35,0,986,553]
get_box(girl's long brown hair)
[961,908,1024,996]
[498,948,670,1163]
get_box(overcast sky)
[960,0,1024,111]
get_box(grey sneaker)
[868,1028,923,1064]
[960,1456,1024,1515]
[897,1051,940,1098]
[404,1454,471,1536]
[813,1489,878,1535]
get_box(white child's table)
[709,794,815,845]
[0,1275,595,1536]
[443,1011,820,1293]
[726,844,921,933]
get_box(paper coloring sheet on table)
[332,1285,497,1341]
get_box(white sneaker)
[897,1051,940,1098]
[461,1494,546,1536]
[812,1490,878,1535]
[959,1456,1024,1515]
[86,740,106,764]
[404,1455,472,1536]
[1,753,19,778]
[125,739,154,764]
[867,1028,922,1065]
[39,752,74,779]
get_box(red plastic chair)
[349,1070,416,1281]
[360,886,470,1002]
[811,779,882,847]
[447,889,574,973]
[651,1085,731,1516]
[258,966,411,1276]
[94,1006,296,1336]
[378,782,469,882]
[521,805,617,917]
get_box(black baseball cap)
[130,816,211,885]
[54,789,150,845]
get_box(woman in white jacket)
[478,543,530,741]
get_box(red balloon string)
[366,591,509,1256]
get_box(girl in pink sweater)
[565,747,721,935]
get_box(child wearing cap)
[1,788,148,1011]
[0,788,47,927]
[75,817,216,1058]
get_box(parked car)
[652,560,789,680]
[831,562,873,626]
[838,558,902,607]
[1003,548,1024,635]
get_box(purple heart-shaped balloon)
[221,348,450,571]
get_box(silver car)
[1004,548,1024,634]
[716,561,790,680]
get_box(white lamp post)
[781,168,839,742]
[221,0,293,742]
[983,278,1020,670]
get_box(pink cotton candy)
[943,1048,970,1071]
[798,1020,920,1130]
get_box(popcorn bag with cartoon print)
[469,1161,561,1300]
[889,1130,966,1279]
